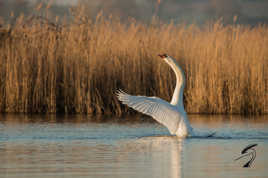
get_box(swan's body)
[116,54,213,138]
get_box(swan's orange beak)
[158,54,168,58]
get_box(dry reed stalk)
[0,13,267,115]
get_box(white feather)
[116,91,181,134]
[116,55,214,138]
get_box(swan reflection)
[122,136,184,178]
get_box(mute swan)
[116,54,214,138]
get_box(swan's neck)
[168,59,185,108]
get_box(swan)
[116,54,214,138]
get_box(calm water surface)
[0,115,268,178]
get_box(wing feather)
[116,90,181,134]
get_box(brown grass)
[0,13,267,115]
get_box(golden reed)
[0,13,267,115]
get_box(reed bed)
[0,13,267,115]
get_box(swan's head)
[158,54,168,59]
[158,53,172,65]
[158,53,185,84]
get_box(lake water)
[0,115,268,178]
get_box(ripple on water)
[0,115,268,178]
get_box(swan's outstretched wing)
[116,90,181,134]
